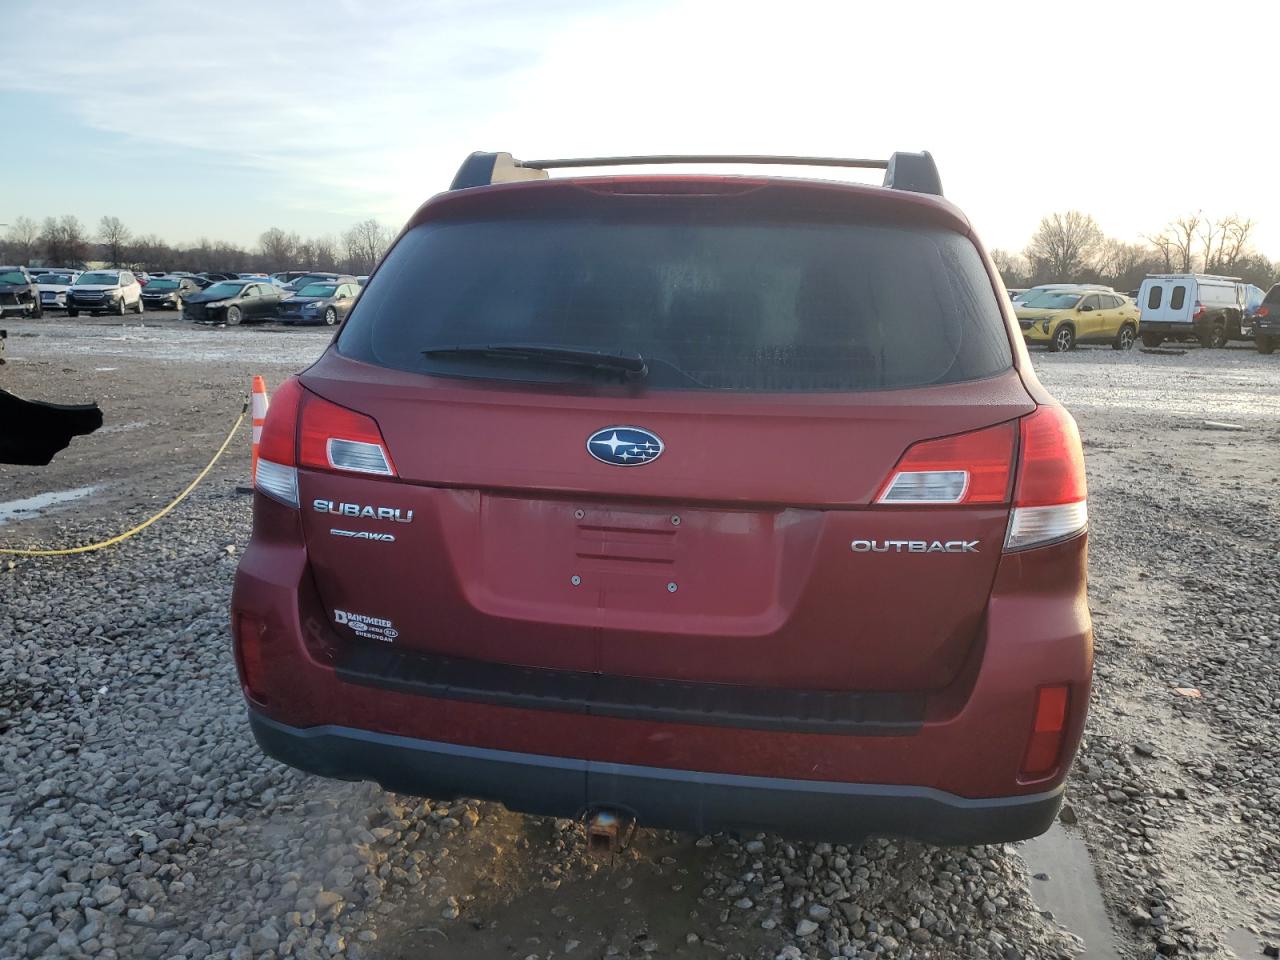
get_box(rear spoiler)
[449,151,943,196]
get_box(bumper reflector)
[1020,685,1069,779]
[232,612,270,705]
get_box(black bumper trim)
[334,644,924,736]
[248,711,1063,844]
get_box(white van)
[1137,274,1247,348]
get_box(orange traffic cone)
[250,376,269,484]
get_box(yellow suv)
[1016,289,1139,352]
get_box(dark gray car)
[141,276,202,311]
[0,267,42,318]
[277,280,361,326]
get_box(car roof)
[413,150,968,236]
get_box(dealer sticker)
[333,609,399,642]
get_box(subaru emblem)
[587,426,664,466]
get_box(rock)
[807,904,831,921]
[314,890,344,911]
[796,919,819,937]
[249,923,280,953]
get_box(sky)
[3,0,1278,256]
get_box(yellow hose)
[0,401,248,557]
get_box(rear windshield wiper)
[422,343,648,378]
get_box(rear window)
[1170,285,1186,310]
[1265,285,1280,304]
[339,216,1012,392]
[1147,285,1163,310]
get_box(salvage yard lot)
[2,316,1279,960]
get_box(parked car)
[1245,283,1280,354]
[135,272,152,286]
[240,273,288,288]
[1014,283,1115,308]
[65,270,143,316]
[141,276,202,311]
[35,270,79,312]
[283,272,356,294]
[1136,274,1248,348]
[183,279,282,325]
[198,271,242,282]
[0,266,42,318]
[1016,289,1139,351]
[271,271,314,286]
[277,280,361,326]
[232,149,1093,847]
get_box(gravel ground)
[2,319,1279,960]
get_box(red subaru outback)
[232,151,1092,844]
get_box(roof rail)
[1146,273,1243,282]
[449,151,943,196]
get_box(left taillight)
[254,377,304,507]
[253,379,397,509]
[299,391,397,477]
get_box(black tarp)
[0,387,103,466]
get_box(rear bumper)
[248,709,1064,844]
[1139,321,1198,336]
[232,497,1092,845]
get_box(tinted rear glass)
[1265,285,1280,304]
[339,216,1012,392]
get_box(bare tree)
[990,249,1030,287]
[312,235,339,271]
[1025,212,1103,280]
[40,215,90,266]
[98,216,132,267]
[1093,239,1159,289]
[1230,251,1279,288]
[1200,215,1254,274]
[342,219,392,275]
[1143,230,1178,272]
[5,216,41,264]
[130,233,169,270]
[295,239,317,270]
[259,228,297,270]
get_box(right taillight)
[1258,306,1270,318]
[1004,405,1088,552]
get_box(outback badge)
[587,426,664,466]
